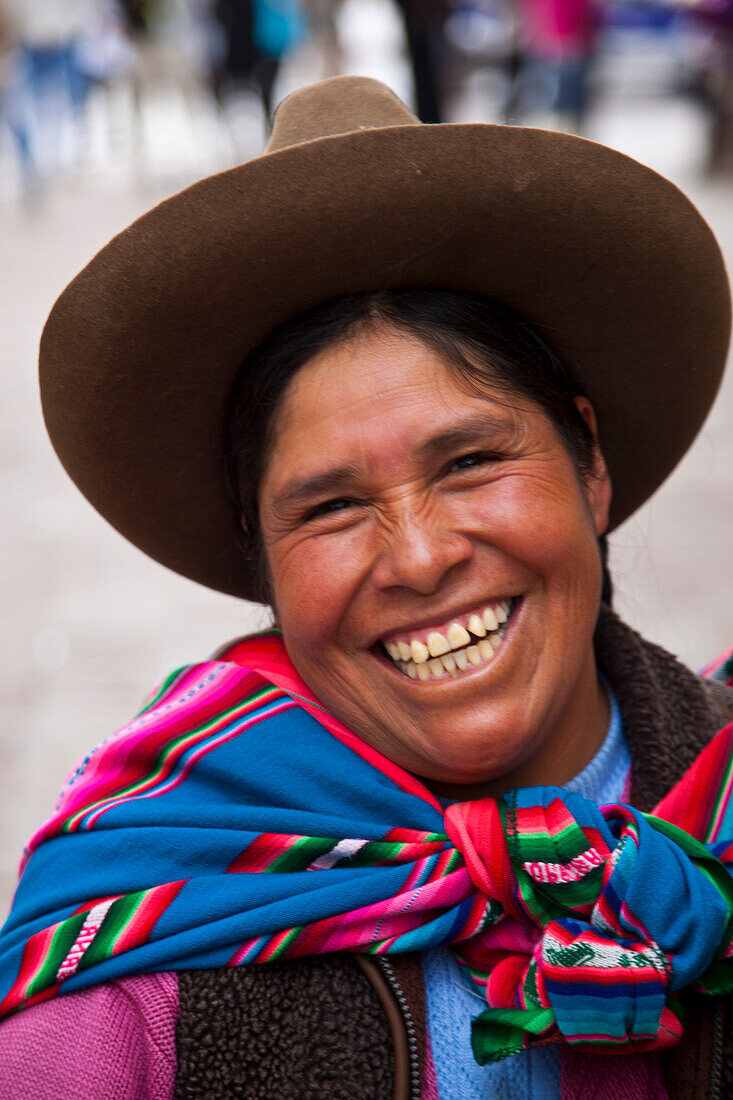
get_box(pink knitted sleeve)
[0,971,178,1099]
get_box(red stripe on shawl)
[383,826,440,843]
[0,925,60,1015]
[485,952,530,1009]
[224,635,444,812]
[443,799,520,917]
[457,888,495,942]
[73,668,273,814]
[112,880,186,955]
[514,801,612,864]
[400,851,446,893]
[0,896,114,1016]
[227,833,304,873]
[653,722,733,840]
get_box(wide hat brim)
[40,77,731,601]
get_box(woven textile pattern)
[1,631,732,1065]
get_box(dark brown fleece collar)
[594,605,733,812]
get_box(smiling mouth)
[379,598,517,682]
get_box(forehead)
[272,328,526,447]
[261,329,545,495]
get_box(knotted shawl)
[1,631,733,1066]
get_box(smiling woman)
[230,292,612,798]
[1,76,733,1100]
[261,329,609,795]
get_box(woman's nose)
[370,510,473,595]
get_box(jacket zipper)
[710,1000,725,1100]
[376,956,422,1100]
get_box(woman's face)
[258,328,612,795]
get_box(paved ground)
[1,21,732,911]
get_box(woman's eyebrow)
[270,463,364,512]
[416,413,514,462]
[271,415,513,512]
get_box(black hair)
[225,288,612,607]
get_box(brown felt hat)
[40,76,731,601]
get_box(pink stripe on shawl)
[83,699,298,828]
[23,663,256,857]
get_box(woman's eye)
[448,451,498,473]
[305,498,356,521]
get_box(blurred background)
[1,0,732,910]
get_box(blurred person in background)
[440,1,521,124]
[680,0,733,172]
[0,0,99,194]
[0,5,14,142]
[303,0,343,79]
[211,0,307,128]
[393,0,452,122]
[512,0,600,131]
[117,0,219,163]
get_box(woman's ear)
[573,396,612,537]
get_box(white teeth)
[427,631,450,657]
[467,613,486,638]
[385,598,513,681]
[447,622,471,649]
[482,606,498,632]
[397,635,501,680]
[466,645,482,667]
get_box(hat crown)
[266,76,419,153]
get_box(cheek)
[458,474,601,586]
[267,535,367,648]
